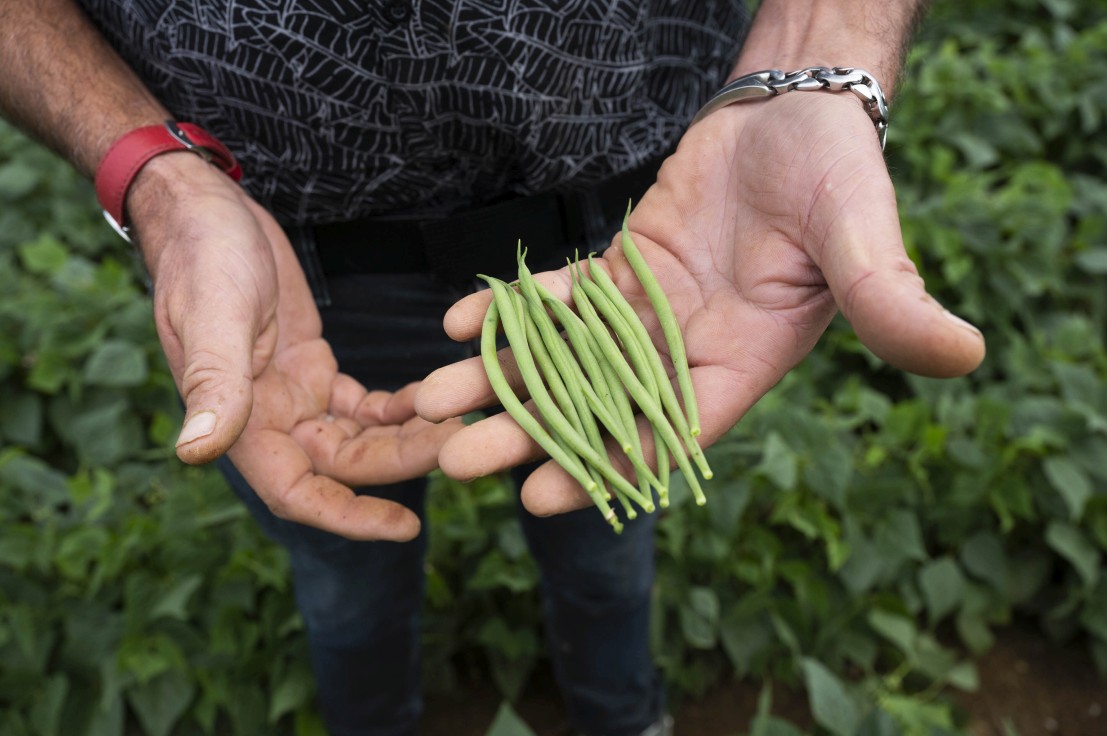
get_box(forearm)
[734,0,930,95]
[0,0,168,176]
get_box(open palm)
[135,160,462,540]
[416,93,984,515]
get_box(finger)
[330,375,424,427]
[169,301,276,465]
[446,400,651,517]
[442,289,492,342]
[442,268,574,341]
[810,151,985,378]
[437,408,546,481]
[519,415,654,517]
[362,381,422,425]
[416,347,529,424]
[423,266,590,423]
[517,356,786,518]
[520,459,595,516]
[230,429,421,541]
[291,415,464,486]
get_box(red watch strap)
[94,121,243,238]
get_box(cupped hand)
[416,93,985,516]
[129,153,462,540]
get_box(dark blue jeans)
[217,266,663,736]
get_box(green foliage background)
[1,1,1106,734]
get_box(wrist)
[125,151,236,268]
[94,121,242,243]
[733,0,928,97]
[692,67,889,149]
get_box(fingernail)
[177,411,217,446]
[944,310,983,336]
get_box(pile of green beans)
[479,206,712,533]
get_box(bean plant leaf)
[150,575,204,621]
[67,400,145,466]
[680,586,720,649]
[1042,454,1094,520]
[27,348,74,394]
[18,234,68,274]
[868,609,918,659]
[883,510,928,563]
[0,160,40,199]
[757,432,798,491]
[956,611,996,656]
[1046,522,1102,589]
[62,605,123,671]
[0,451,71,506]
[496,521,529,561]
[54,526,112,582]
[0,524,37,571]
[749,682,804,736]
[1052,361,1102,407]
[879,694,956,733]
[804,435,853,508]
[802,657,859,736]
[0,389,43,446]
[918,557,967,625]
[751,715,807,736]
[468,550,538,592]
[267,666,314,724]
[719,614,772,677]
[84,339,148,387]
[126,670,194,736]
[484,701,537,736]
[86,694,125,736]
[1080,582,1107,641]
[1075,246,1107,274]
[28,674,68,736]
[855,709,904,736]
[960,531,1010,594]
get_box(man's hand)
[415,92,985,516]
[131,153,462,541]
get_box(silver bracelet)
[691,66,889,150]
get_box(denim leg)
[216,271,468,736]
[507,243,665,736]
[219,460,428,736]
[518,497,663,736]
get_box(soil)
[422,625,1104,736]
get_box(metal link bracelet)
[690,66,890,150]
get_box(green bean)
[510,279,654,514]
[538,288,663,505]
[521,297,624,511]
[483,276,655,514]
[516,251,639,517]
[534,285,638,454]
[568,258,652,488]
[618,202,702,439]
[522,300,583,439]
[515,257,628,448]
[570,275,708,506]
[577,267,673,507]
[587,253,717,487]
[573,263,668,507]
[584,256,674,498]
[478,294,621,530]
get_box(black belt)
[312,154,667,287]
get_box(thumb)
[169,306,276,464]
[812,167,985,378]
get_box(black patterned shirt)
[79,1,749,226]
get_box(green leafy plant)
[1,1,1105,735]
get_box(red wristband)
[94,120,243,241]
